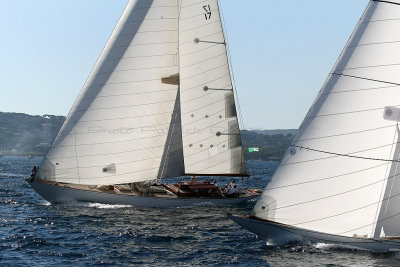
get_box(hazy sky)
[0,0,369,129]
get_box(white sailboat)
[230,0,400,251]
[28,0,260,207]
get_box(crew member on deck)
[190,176,197,184]
[30,165,38,180]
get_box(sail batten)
[252,0,400,238]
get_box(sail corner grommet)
[194,38,200,43]
[203,86,209,91]
[216,132,221,137]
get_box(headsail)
[39,0,184,185]
[252,0,400,238]
[178,0,247,177]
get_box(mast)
[178,0,248,177]
[38,0,184,185]
[252,0,400,238]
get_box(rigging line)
[288,187,400,228]
[332,72,400,87]
[54,0,133,182]
[281,139,392,166]
[291,144,400,163]
[372,124,400,236]
[181,73,230,93]
[296,124,396,143]
[180,84,231,105]
[196,40,226,45]
[372,0,400,6]
[258,170,400,214]
[181,31,223,45]
[219,0,251,176]
[337,202,400,236]
[283,139,398,166]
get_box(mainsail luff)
[39,0,184,185]
[178,0,247,176]
[252,0,400,238]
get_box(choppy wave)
[87,203,133,209]
[1,158,400,266]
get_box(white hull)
[28,180,258,208]
[229,215,400,252]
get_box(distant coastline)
[0,112,296,161]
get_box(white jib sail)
[252,0,400,238]
[178,0,247,176]
[39,0,185,185]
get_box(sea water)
[1,157,400,266]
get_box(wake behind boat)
[230,0,400,251]
[28,0,261,207]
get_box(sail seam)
[96,64,177,74]
[372,0,400,6]
[321,85,397,96]
[259,171,400,214]
[309,106,396,119]
[94,52,178,65]
[78,88,177,103]
[180,51,226,68]
[349,40,400,47]
[76,99,176,112]
[109,30,178,41]
[266,163,387,191]
[295,124,396,143]
[181,63,228,80]
[180,20,219,33]
[180,43,218,57]
[50,127,229,160]
[336,62,400,71]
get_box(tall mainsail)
[39,0,184,185]
[179,0,247,176]
[252,0,400,238]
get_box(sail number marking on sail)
[203,5,212,20]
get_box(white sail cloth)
[252,0,400,238]
[39,0,183,185]
[38,0,247,185]
[179,0,247,176]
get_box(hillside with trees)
[0,112,295,160]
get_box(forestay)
[39,0,185,185]
[179,0,247,176]
[252,0,400,238]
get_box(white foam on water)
[314,242,369,252]
[87,203,132,209]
